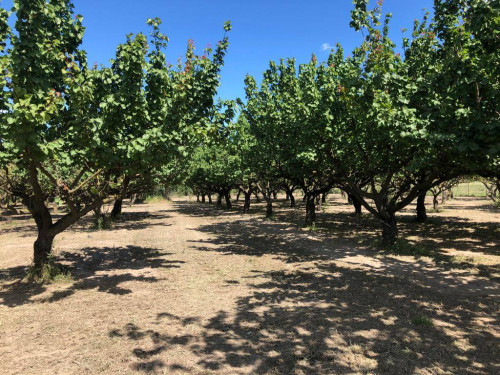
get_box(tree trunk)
[93,205,103,219]
[33,232,54,269]
[381,214,398,246]
[129,194,137,206]
[196,194,200,203]
[441,190,448,204]
[202,195,206,203]
[253,191,261,203]
[111,198,123,218]
[236,190,242,201]
[348,194,362,216]
[208,195,212,204]
[224,191,232,209]
[163,186,171,200]
[265,197,273,217]
[433,195,439,210]
[243,192,251,213]
[272,191,278,200]
[416,193,427,222]
[305,194,316,226]
[315,195,322,210]
[289,193,296,208]
[322,193,327,203]
[217,194,222,206]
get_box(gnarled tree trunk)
[111,198,123,218]
[224,190,232,209]
[33,231,54,269]
[305,194,316,226]
[380,214,398,246]
[416,192,427,222]
[243,192,252,213]
[348,194,362,216]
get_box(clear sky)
[1,0,434,100]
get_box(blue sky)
[2,0,434,100]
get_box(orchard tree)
[324,0,499,245]
[243,58,337,222]
[0,0,232,272]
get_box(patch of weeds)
[26,257,72,283]
[91,214,113,231]
[412,315,433,327]
[264,213,277,221]
[375,239,434,258]
[305,223,322,232]
[144,195,167,204]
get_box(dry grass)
[0,195,499,374]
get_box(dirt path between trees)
[1,196,498,374]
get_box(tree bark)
[243,192,251,213]
[315,195,322,210]
[322,193,327,203]
[129,194,137,206]
[416,193,427,222]
[111,198,123,218]
[433,194,439,210]
[33,232,55,269]
[217,194,222,206]
[163,186,171,200]
[289,192,296,208]
[253,191,261,203]
[348,194,362,216]
[208,195,212,204]
[265,197,273,217]
[272,191,278,200]
[305,194,316,226]
[381,214,398,246]
[224,191,232,209]
[201,195,206,203]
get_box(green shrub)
[26,256,72,283]
[413,315,433,327]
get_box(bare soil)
[0,195,499,374]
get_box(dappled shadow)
[185,194,500,273]
[187,207,499,296]
[74,210,173,232]
[167,201,243,218]
[189,217,356,264]
[114,264,499,374]
[0,208,173,238]
[0,245,184,307]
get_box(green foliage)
[377,238,433,258]
[413,315,433,327]
[0,0,232,269]
[26,255,72,283]
[91,213,112,231]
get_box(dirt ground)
[0,195,499,375]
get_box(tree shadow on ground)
[0,245,184,307]
[73,211,174,232]
[174,196,499,259]
[165,201,243,218]
[0,209,173,238]
[113,264,499,374]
